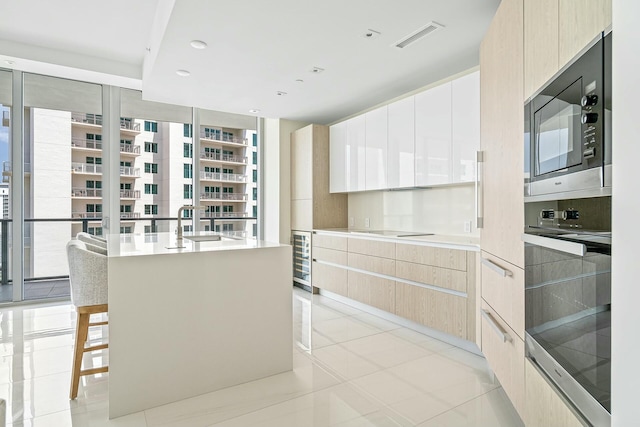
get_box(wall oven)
[523,200,611,426]
[525,31,611,199]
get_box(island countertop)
[106,232,287,258]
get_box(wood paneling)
[348,252,395,276]
[312,233,348,251]
[481,301,525,419]
[395,282,467,339]
[291,125,313,200]
[396,260,467,293]
[313,247,347,266]
[291,199,312,231]
[558,0,612,68]
[396,243,467,271]
[467,252,478,344]
[524,0,559,99]
[525,360,585,427]
[312,261,347,296]
[480,251,525,339]
[348,271,395,312]
[347,238,395,259]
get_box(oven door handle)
[521,233,586,256]
[481,309,512,343]
[481,257,513,277]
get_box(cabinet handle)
[481,309,512,343]
[475,151,484,229]
[481,257,513,277]
[521,233,586,257]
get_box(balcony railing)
[201,212,249,219]
[200,132,248,146]
[120,143,141,154]
[2,162,32,174]
[71,211,102,219]
[72,162,102,174]
[200,192,248,201]
[199,171,247,183]
[72,137,101,150]
[71,187,102,198]
[200,152,247,164]
[120,118,140,131]
[120,189,141,199]
[120,166,140,177]
[120,212,141,219]
[71,113,102,126]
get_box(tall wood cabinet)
[291,124,348,231]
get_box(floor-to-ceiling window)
[0,70,12,302]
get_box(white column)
[102,86,121,235]
[11,70,23,301]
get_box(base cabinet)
[525,360,585,427]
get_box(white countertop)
[106,232,286,258]
[313,228,480,251]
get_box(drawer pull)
[481,258,513,277]
[481,309,512,343]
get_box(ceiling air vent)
[393,21,444,49]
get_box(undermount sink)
[184,235,222,242]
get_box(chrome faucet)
[176,205,205,241]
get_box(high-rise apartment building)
[11,108,257,279]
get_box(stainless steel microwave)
[525,31,611,199]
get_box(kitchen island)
[106,232,292,418]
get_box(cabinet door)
[291,125,313,200]
[558,0,612,68]
[346,115,366,192]
[479,0,525,268]
[415,82,452,186]
[329,122,347,193]
[452,71,480,183]
[365,106,388,190]
[387,96,415,189]
[524,0,559,100]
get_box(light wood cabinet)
[396,243,467,271]
[312,232,348,251]
[312,261,348,296]
[525,360,585,427]
[415,82,452,186]
[291,124,347,231]
[329,121,347,193]
[346,115,366,192]
[524,0,559,100]
[452,71,480,183]
[387,96,415,189]
[479,0,525,269]
[348,271,395,312]
[365,106,388,191]
[558,0,612,69]
[347,238,395,259]
[396,261,467,293]
[480,301,525,419]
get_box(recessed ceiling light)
[295,79,304,83]
[249,109,260,114]
[176,69,191,77]
[310,67,325,74]
[4,60,14,66]
[393,22,444,49]
[276,91,287,96]
[362,29,381,39]
[190,40,208,49]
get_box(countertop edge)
[312,229,480,251]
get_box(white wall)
[611,2,638,425]
[263,118,308,244]
[348,184,478,236]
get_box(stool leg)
[70,312,89,399]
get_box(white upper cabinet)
[346,115,366,192]
[452,71,480,183]
[387,96,415,189]
[365,106,388,191]
[329,121,347,193]
[415,82,452,186]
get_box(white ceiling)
[0,0,500,125]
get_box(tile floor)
[0,287,524,426]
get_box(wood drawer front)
[313,247,347,266]
[348,252,395,276]
[347,238,395,259]
[395,282,466,339]
[481,300,525,419]
[480,252,524,339]
[525,359,585,427]
[396,260,467,293]
[312,233,348,251]
[312,261,347,296]
[396,243,467,271]
[348,271,395,313]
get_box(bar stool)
[76,232,107,251]
[66,240,109,399]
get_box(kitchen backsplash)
[348,184,478,236]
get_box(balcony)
[120,166,140,177]
[120,143,141,155]
[200,192,247,201]
[200,132,248,147]
[72,137,101,150]
[120,189,141,199]
[71,188,102,198]
[120,212,141,219]
[200,152,247,164]
[72,162,102,175]
[201,212,249,219]
[120,118,141,133]
[2,162,31,182]
[71,211,102,219]
[71,113,102,126]
[199,171,246,183]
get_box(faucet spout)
[176,205,206,240]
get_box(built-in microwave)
[525,31,611,199]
